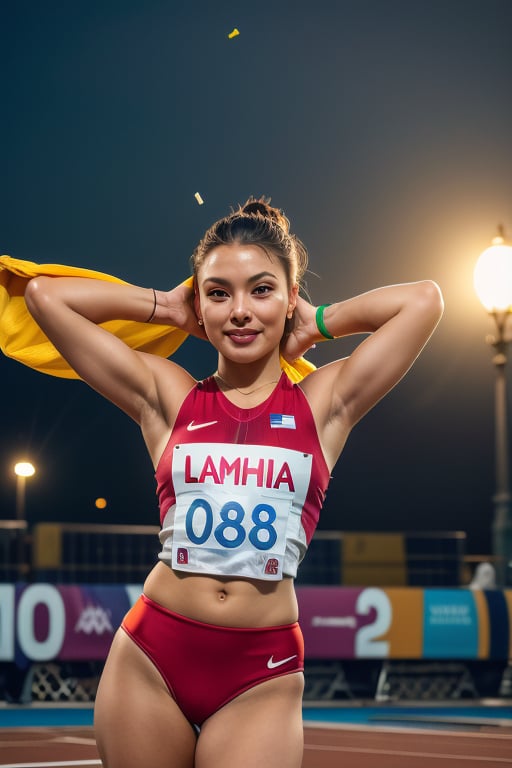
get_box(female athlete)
[24,197,443,768]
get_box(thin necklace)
[214,373,279,396]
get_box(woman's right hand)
[160,280,208,341]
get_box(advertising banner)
[1,584,510,665]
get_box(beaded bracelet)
[146,288,157,323]
[315,303,334,339]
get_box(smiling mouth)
[226,330,260,344]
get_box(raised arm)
[284,280,444,467]
[24,276,201,433]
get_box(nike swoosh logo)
[186,420,218,431]
[267,654,298,669]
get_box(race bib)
[171,443,312,580]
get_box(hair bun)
[242,200,270,217]
[192,195,308,287]
[241,196,289,233]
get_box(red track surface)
[1,723,512,767]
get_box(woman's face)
[195,243,297,363]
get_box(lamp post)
[473,226,512,585]
[13,461,36,521]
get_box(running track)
[1,720,512,767]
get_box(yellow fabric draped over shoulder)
[0,255,315,383]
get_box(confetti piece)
[194,192,204,205]
[228,28,240,39]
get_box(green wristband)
[316,304,334,340]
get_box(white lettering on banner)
[0,585,15,660]
[75,605,113,635]
[428,604,472,625]
[17,584,65,661]
[355,588,391,657]
[312,616,357,628]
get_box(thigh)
[94,629,197,768]
[195,672,304,768]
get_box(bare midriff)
[143,561,298,628]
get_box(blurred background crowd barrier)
[0,521,468,586]
[1,521,510,705]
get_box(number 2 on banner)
[355,588,391,657]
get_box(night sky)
[1,0,512,558]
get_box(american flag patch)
[270,413,296,429]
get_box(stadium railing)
[0,521,467,586]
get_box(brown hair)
[191,196,308,288]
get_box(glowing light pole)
[473,227,512,585]
[14,461,36,521]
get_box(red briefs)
[121,594,304,726]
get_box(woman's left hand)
[280,295,319,362]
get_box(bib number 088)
[185,498,278,551]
